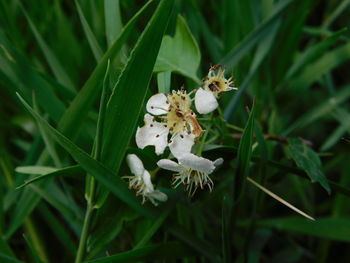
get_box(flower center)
[164,90,202,136]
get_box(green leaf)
[289,41,350,89]
[16,93,155,218]
[33,94,62,167]
[283,85,350,136]
[87,60,111,205]
[287,138,331,194]
[57,0,153,140]
[256,217,350,242]
[23,235,45,263]
[15,166,59,175]
[0,31,66,123]
[0,254,23,263]
[101,0,175,171]
[224,20,280,119]
[154,15,201,83]
[16,165,82,190]
[157,71,171,93]
[104,0,123,47]
[75,0,104,62]
[284,28,348,82]
[134,205,173,249]
[234,103,255,201]
[21,5,75,92]
[0,238,15,258]
[219,0,294,71]
[321,108,350,151]
[86,206,138,259]
[84,242,192,263]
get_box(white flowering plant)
[5,1,342,261]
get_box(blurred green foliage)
[1,0,350,262]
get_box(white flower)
[136,90,202,157]
[195,65,237,114]
[157,153,223,196]
[124,154,167,206]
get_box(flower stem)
[196,113,213,156]
[75,203,94,263]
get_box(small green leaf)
[16,165,82,190]
[234,103,255,201]
[288,138,331,194]
[154,15,201,83]
[257,217,350,242]
[15,166,59,175]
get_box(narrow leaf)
[234,103,255,201]
[75,0,104,62]
[17,93,155,218]
[101,0,175,171]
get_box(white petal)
[169,132,195,159]
[178,153,215,174]
[136,114,169,155]
[142,170,155,193]
[146,93,169,115]
[214,158,224,167]
[157,159,183,172]
[147,190,168,202]
[126,154,144,176]
[194,88,218,114]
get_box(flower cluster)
[125,65,237,204]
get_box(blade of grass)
[255,217,350,241]
[219,0,294,71]
[282,85,350,136]
[224,20,280,119]
[283,28,348,82]
[234,103,255,201]
[104,0,123,47]
[134,205,173,249]
[247,177,315,220]
[86,60,111,206]
[101,0,175,171]
[58,0,154,140]
[23,235,45,263]
[16,165,82,190]
[17,93,155,218]
[75,0,104,62]
[33,94,62,167]
[21,4,75,92]
[0,31,66,123]
[288,41,350,89]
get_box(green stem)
[196,114,214,156]
[75,203,94,263]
